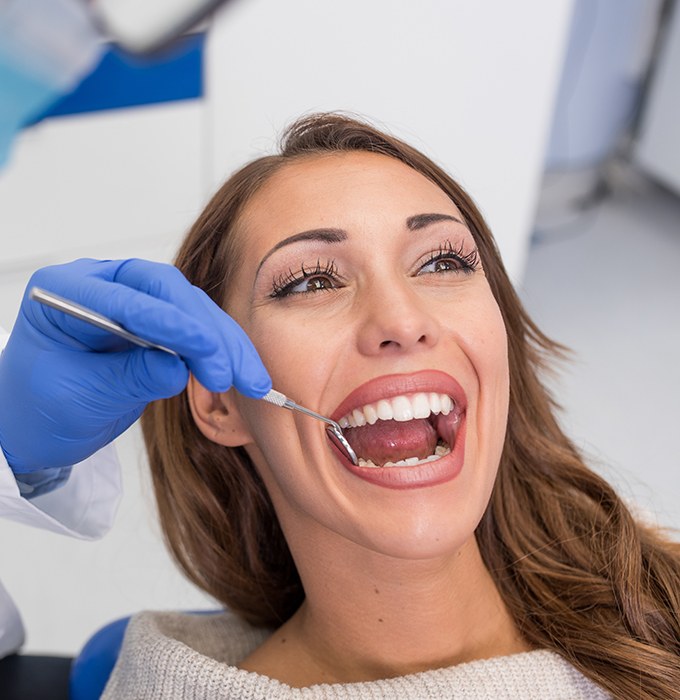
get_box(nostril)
[379,333,429,349]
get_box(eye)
[270,260,341,298]
[419,257,466,274]
[416,241,480,276]
[291,275,336,293]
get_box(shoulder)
[121,610,272,665]
[102,610,283,699]
[422,650,612,699]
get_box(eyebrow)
[256,228,347,276]
[407,212,464,230]
[255,213,465,276]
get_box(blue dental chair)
[69,609,221,699]
[68,615,132,700]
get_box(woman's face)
[224,152,509,560]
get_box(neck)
[241,531,530,685]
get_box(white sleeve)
[0,580,25,659]
[0,446,121,657]
[0,444,122,539]
[0,329,123,658]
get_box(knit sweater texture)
[102,611,612,699]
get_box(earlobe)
[187,375,254,447]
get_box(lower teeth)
[357,442,451,469]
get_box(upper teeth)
[339,393,454,429]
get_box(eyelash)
[270,260,340,298]
[269,241,480,299]
[417,240,480,276]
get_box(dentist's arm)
[0,258,271,475]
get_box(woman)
[104,114,680,699]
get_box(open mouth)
[337,392,463,468]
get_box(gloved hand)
[0,258,271,473]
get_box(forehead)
[238,152,462,241]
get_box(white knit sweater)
[102,611,612,699]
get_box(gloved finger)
[107,259,271,396]
[189,286,272,398]
[28,258,271,395]
[31,345,190,417]
[111,258,217,314]
[28,275,225,365]
[28,260,220,357]
[118,348,190,403]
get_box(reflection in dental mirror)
[117,114,680,698]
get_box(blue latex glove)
[0,258,271,473]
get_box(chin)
[340,486,490,563]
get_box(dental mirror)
[260,390,359,465]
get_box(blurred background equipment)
[91,0,231,54]
[636,0,680,192]
[524,0,679,546]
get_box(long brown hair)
[142,113,680,699]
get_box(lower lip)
[332,416,467,490]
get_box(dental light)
[90,0,235,54]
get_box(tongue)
[344,419,438,465]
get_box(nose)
[355,277,440,356]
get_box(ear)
[187,375,254,447]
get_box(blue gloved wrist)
[14,465,74,499]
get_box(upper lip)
[330,370,468,423]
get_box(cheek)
[467,284,508,375]
[248,320,326,399]
[448,285,509,394]
[229,297,302,391]
[454,290,509,458]
[479,301,510,402]
[237,300,353,404]
[477,302,510,486]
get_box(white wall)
[0,100,207,318]
[207,0,574,281]
[0,0,573,655]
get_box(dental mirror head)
[325,425,359,465]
